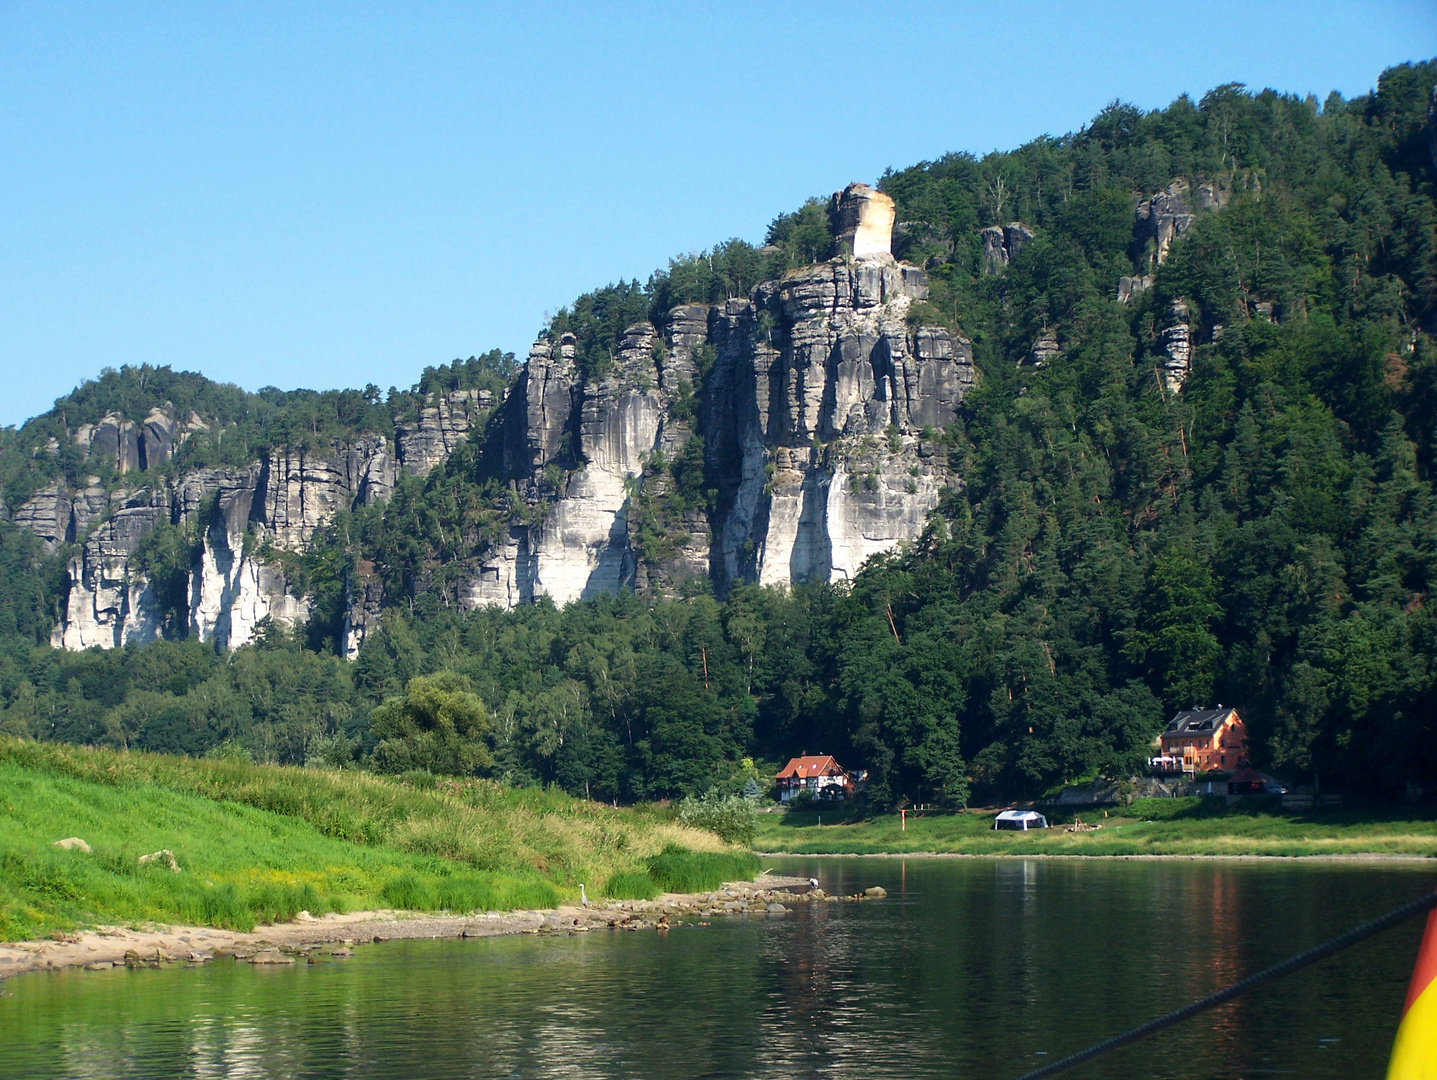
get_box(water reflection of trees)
[0,864,1423,1079]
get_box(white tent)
[993,809,1049,831]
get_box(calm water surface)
[0,857,1430,1079]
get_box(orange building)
[1155,707,1249,775]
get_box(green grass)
[601,847,761,899]
[646,846,761,892]
[0,739,738,942]
[753,799,1437,858]
[602,871,659,900]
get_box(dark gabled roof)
[1163,708,1238,736]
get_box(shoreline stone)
[0,876,870,983]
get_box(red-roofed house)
[775,755,854,803]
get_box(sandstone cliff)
[27,183,976,655]
[343,183,975,655]
[23,415,397,650]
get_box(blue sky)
[1,1,1433,426]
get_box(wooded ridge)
[1,63,1434,805]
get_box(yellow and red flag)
[1389,904,1437,1078]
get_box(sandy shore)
[0,876,853,983]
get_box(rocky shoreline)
[0,876,884,983]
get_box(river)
[0,856,1430,1079]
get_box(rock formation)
[1157,300,1192,395]
[24,403,398,650]
[704,253,968,589]
[54,495,168,649]
[1117,274,1153,304]
[830,183,896,259]
[980,223,1033,273]
[396,389,495,477]
[12,487,72,553]
[370,180,978,652]
[33,183,978,656]
[1121,176,1233,380]
[1135,181,1196,267]
[1023,330,1061,369]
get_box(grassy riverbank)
[0,739,744,942]
[755,799,1437,858]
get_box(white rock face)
[462,325,666,612]
[189,509,309,650]
[705,251,971,592]
[54,500,167,649]
[39,438,392,651]
[13,487,72,553]
[1158,299,1192,395]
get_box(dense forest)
[2,62,1435,805]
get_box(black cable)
[1008,886,1437,1080]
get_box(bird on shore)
[580,884,589,908]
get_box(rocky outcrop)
[40,438,395,651]
[190,497,307,650]
[1023,330,1060,369]
[533,322,663,604]
[1157,300,1192,395]
[1132,177,1229,272]
[1122,177,1235,383]
[54,494,168,649]
[341,571,388,659]
[260,440,394,548]
[831,183,896,259]
[396,389,494,477]
[41,182,979,652]
[12,487,72,552]
[1117,274,1153,304]
[492,335,581,480]
[703,249,969,591]
[1136,181,1196,267]
[369,181,977,628]
[980,223,1033,273]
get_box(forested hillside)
[2,63,1435,804]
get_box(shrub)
[205,739,253,764]
[371,674,494,777]
[676,790,758,846]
